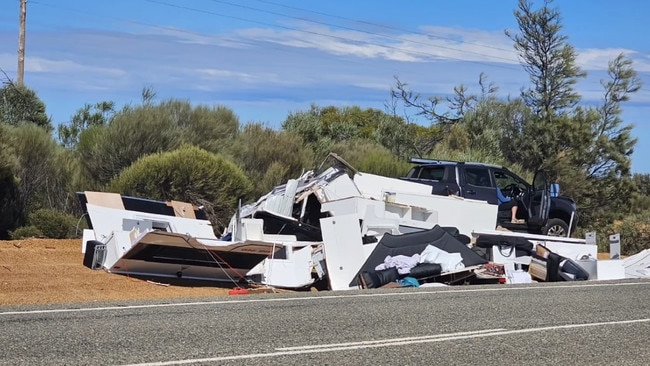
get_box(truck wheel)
[543,218,569,237]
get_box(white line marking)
[275,329,506,351]
[118,318,650,366]
[1,281,648,316]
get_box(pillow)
[409,263,442,279]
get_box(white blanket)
[419,245,465,273]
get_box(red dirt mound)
[0,238,231,306]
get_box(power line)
[31,0,521,72]
[208,0,518,64]
[29,1,269,50]
[144,0,521,71]
[253,0,515,54]
[28,0,378,73]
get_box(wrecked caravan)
[78,191,284,283]
[79,154,503,290]
[225,155,499,289]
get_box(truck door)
[527,171,551,227]
[463,167,497,204]
[493,168,528,221]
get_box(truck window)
[465,167,492,187]
[418,166,445,180]
[494,170,527,189]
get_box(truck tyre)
[543,218,569,237]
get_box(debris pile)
[78,154,649,291]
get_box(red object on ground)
[228,287,249,295]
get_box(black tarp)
[475,234,535,257]
[350,225,488,287]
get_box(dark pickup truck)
[401,158,578,237]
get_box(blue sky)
[1,0,648,172]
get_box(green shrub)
[227,123,313,196]
[329,140,411,178]
[9,225,43,240]
[108,145,253,232]
[28,209,77,239]
[612,217,650,255]
[574,215,650,255]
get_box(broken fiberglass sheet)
[623,249,650,278]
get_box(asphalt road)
[1,280,649,366]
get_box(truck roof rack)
[407,157,461,165]
[464,161,503,168]
[407,157,503,168]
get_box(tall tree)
[0,80,52,131]
[560,54,641,225]
[0,124,20,238]
[390,76,480,126]
[591,54,641,177]
[506,0,586,119]
[506,0,640,227]
[504,0,587,173]
[0,124,79,236]
[57,101,115,148]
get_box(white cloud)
[133,25,253,49]
[576,48,645,71]
[188,68,315,90]
[232,23,519,65]
[0,52,125,77]
[234,26,422,62]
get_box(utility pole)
[18,0,27,86]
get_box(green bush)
[329,140,411,178]
[108,145,253,232]
[227,123,313,196]
[612,217,650,255]
[574,215,650,255]
[9,225,43,240]
[28,209,77,239]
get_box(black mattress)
[350,225,488,287]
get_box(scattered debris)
[146,280,170,287]
[77,153,648,291]
[228,287,249,296]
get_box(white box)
[596,260,625,280]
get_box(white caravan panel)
[393,192,497,237]
[472,229,587,244]
[596,260,626,280]
[257,245,315,288]
[321,214,366,291]
[103,230,137,269]
[353,172,432,200]
[542,241,597,261]
[623,249,650,278]
[315,174,361,202]
[85,203,216,242]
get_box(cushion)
[409,263,442,279]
